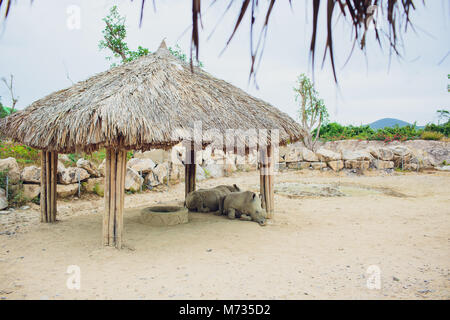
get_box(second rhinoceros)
[222,191,267,226]
[185,184,240,213]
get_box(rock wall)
[278,140,450,172]
[0,140,448,209]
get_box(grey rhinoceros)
[221,191,267,226]
[185,184,240,213]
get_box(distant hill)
[368,118,416,129]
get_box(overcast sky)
[0,0,449,126]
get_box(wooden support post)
[259,144,274,219]
[185,147,196,198]
[40,150,58,223]
[103,148,127,248]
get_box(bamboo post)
[103,148,127,248]
[40,150,58,223]
[259,144,274,219]
[184,147,196,198]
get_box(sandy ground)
[0,169,449,300]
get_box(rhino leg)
[227,208,236,220]
[218,196,224,215]
[239,214,252,221]
[198,203,211,213]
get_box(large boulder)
[389,146,411,157]
[302,148,319,162]
[152,162,170,184]
[125,168,143,192]
[83,178,104,196]
[345,160,370,170]
[0,188,8,210]
[393,154,412,168]
[328,160,344,172]
[311,162,327,170]
[342,150,372,161]
[76,158,101,177]
[127,158,156,174]
[369,147,394,161]
[316,148,341,161]
[57,161,66,174]
[57,184,78,198]
[144,171,159,187]
[287,162,311,170]
[134,149,169,164]
[286,147,303,162]
[405,163,419,171]
[58,167,90,185]
[373,160,394,170]
[21,166,41,184]
[0,157,20,183]
[23,184,40,199]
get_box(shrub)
[0,141,40,165]
[315,123,433,142]
[421,131,444,140]
[424,121,450,136]
[9,189,29,208]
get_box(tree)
[1,74,18,113]
[98,6,150,66]
[98,6,201,68]
[437,109,449,125]
[294,74,329,151]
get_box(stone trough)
[140,205,188,227]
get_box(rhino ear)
[259,193,263,201]
[252,193,256,200]
[233,184,240,191]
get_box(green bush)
[421,131,444,141]
[314,122,448,142]
[424,121,450,136]
[9,188,29,208]
[0,141,40,165]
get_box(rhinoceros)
[185,184,240,213]
[222,191,267,226]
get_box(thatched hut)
[0,40,302,248]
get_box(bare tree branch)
[1,74,18,113]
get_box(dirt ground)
[0,169,449,300]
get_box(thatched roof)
[0,40,302,153]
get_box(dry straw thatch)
[0,41,302,154]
